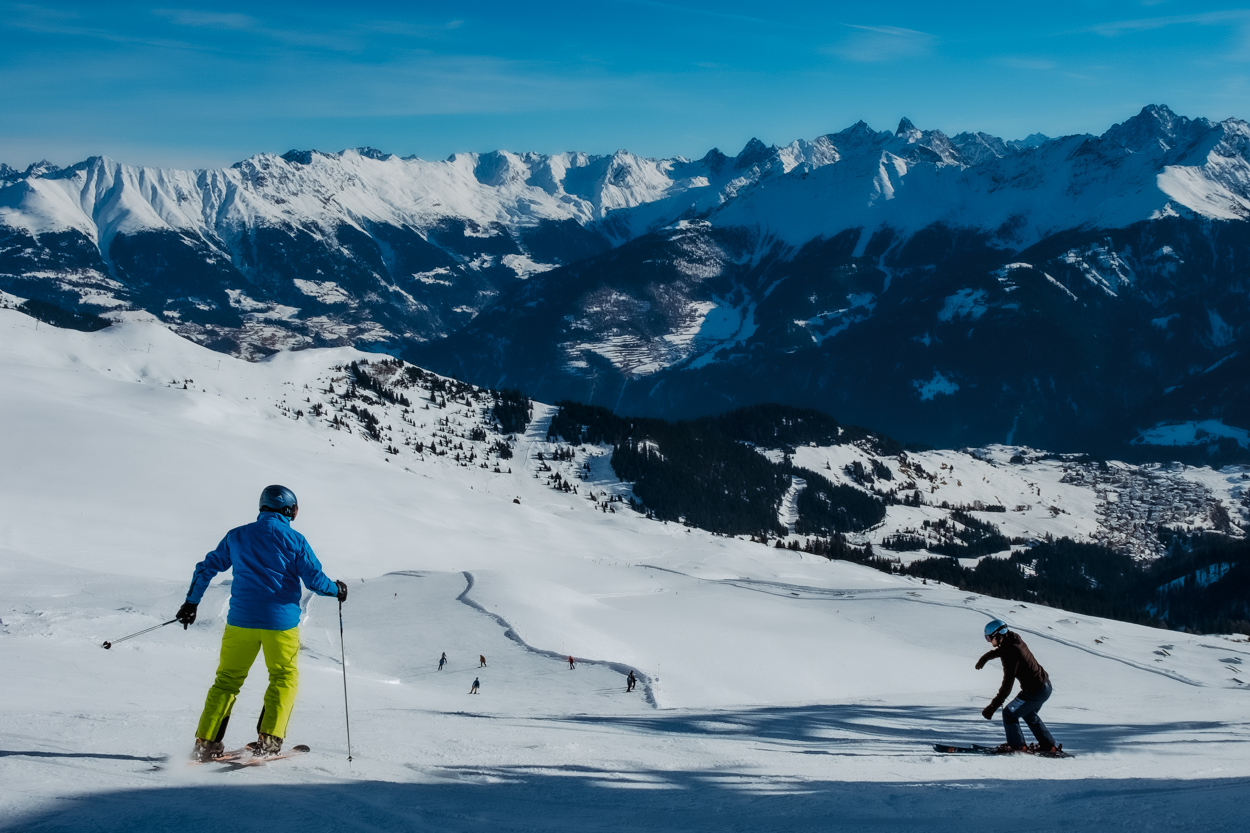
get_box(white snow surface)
[1,309,1248,832]
[1134,420,1250,450]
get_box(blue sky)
[2,1,1249,169]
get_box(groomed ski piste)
[1,307,1247,832]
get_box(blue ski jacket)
[185,512,339,631]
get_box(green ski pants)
[195,624,300,742]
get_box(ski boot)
[248,733,283,758]
[1029,742,1065,757]
[191,738,225,762]
[990,742,1029,755]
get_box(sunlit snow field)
[1,309,1247,832]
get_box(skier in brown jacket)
[976,619,1061,754]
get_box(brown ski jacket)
[976,631,1049,711]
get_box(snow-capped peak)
[1103,104,1213,154]
[895,117,922,141]
[734,138,775,171]
[5,105,1250,293]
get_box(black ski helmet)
[259,485,298,516]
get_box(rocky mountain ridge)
[3,105,1249,460]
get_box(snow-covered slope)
[1,308,1248,831]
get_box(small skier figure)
[626,670,636,692]
[976,619,1061,754]
[178,486,347,762]
[470,677,480,694]
[568,655,576,670]
[479,654,487,667]
[438,652,447,671]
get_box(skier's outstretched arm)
[974,647,1000,670]
[179,536,234,627]
[296,539,342,598]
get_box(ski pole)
[101,619,178,649]
[339,598,353,763]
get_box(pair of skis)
[189,744,311,768]
[934,743,1074,758]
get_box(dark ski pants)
[1003,682,1056,748]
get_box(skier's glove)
[981,704,996,720]
[335,580,348,603]
[176,602,198,629]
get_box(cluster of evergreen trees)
[903,532,1250,635]
[792,469,887,534]
[491,388,532,435]
[879,511,1018,557]
[18,298,110,332]
[547,401,887,537]
[349,360,411,407]
[1146,531,1250,634]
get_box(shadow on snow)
[5,705,1248,832]
[5,768,1247,833]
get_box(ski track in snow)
[1,309,1250,832]
[456,570,658,707]
[716,577,1226,689]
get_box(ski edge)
[932,743,1074,758]
[185,743,312,768]
[228,744,312,767]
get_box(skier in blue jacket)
[176,485,346,762]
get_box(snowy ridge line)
[450,570,658,708]
[721,579,894,599]
[725,576,1227,690]
[888,594,1221,690]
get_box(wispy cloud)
[149,7,466,53]
[153,10,256,31]
[823,24,934,63]
[1088,9,1250,36]
[1,2,206,50]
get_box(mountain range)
[2,104,1248,460]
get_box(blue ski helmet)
[259,485,298,516]
[984,619,1009,642]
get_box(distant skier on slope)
[438,652,447,671]
[626,670,636,692]
[470,677,480,694]
[568,655,576,669]
[177,486,347,762]
[479,654,487,667]
[976,619,1061,754]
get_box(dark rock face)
[416,215,1250,463]
[3,106,1249,459]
